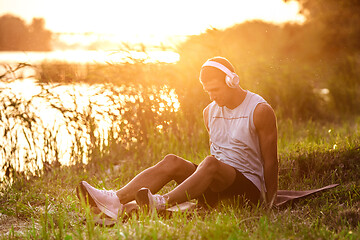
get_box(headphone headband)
[201,60,239,88]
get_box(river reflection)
[0,76,180,182]
[0,50,180,65]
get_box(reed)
[1,136,359,239]
[33,52,360,122]
[0,53,359,238]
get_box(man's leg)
[116,154,196,204]
[164,156,237,206]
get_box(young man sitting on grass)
[78,56,279,220]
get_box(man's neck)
[225,88,247,109]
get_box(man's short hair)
[199,57,236,84]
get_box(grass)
[0,116,359,239]
[1,51,359,238]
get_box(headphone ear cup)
[233,74,240,86]
[225,73,239,88]
[225,75,232,87]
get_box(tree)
[293,0,360,56]
[0,14,52,51]
[28,18,52,51]
[0,14,29,51]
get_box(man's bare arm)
[253,103,279,207]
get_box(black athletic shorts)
[193,163,261,208]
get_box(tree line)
[173,0,360,119]
[0,14,52,51]
[178,0,360,64]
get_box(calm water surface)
[0,50,180,65]
[0,50,180,183]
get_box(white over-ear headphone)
[201,60,240,88]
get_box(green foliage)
[0,114,359,238]
[327,56,360,114]
[1,2,360,236]
[297,0,360,56]
[0,77,181,182]
[171,0,360,118]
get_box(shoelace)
[153,194,166,209]
[100,189,117,198]
[99,189,123,210]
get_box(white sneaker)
[135,188,167,211]
[78,181,122,220]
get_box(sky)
[0,0,305,45]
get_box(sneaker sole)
[78,181,118,220]
[135,188,150,207]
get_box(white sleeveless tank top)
[208,90,267,192]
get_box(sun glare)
[1,0,304,46]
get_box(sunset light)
[1,0,304,46]
[1,0,360,237]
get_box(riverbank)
[1,117,359,239]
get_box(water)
[0,50,180,65]
[0,50,180,82]
[0,51,181,183]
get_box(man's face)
[202,78,231,107]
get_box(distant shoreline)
[0,50,180,65]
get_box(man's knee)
[198,156,219,174]
[157,154,186,173]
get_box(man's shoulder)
[254,102,275,117]
[203,102,216,131]
[253,102,277,130]
[247,91,267,104]
[203,101,216,113]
